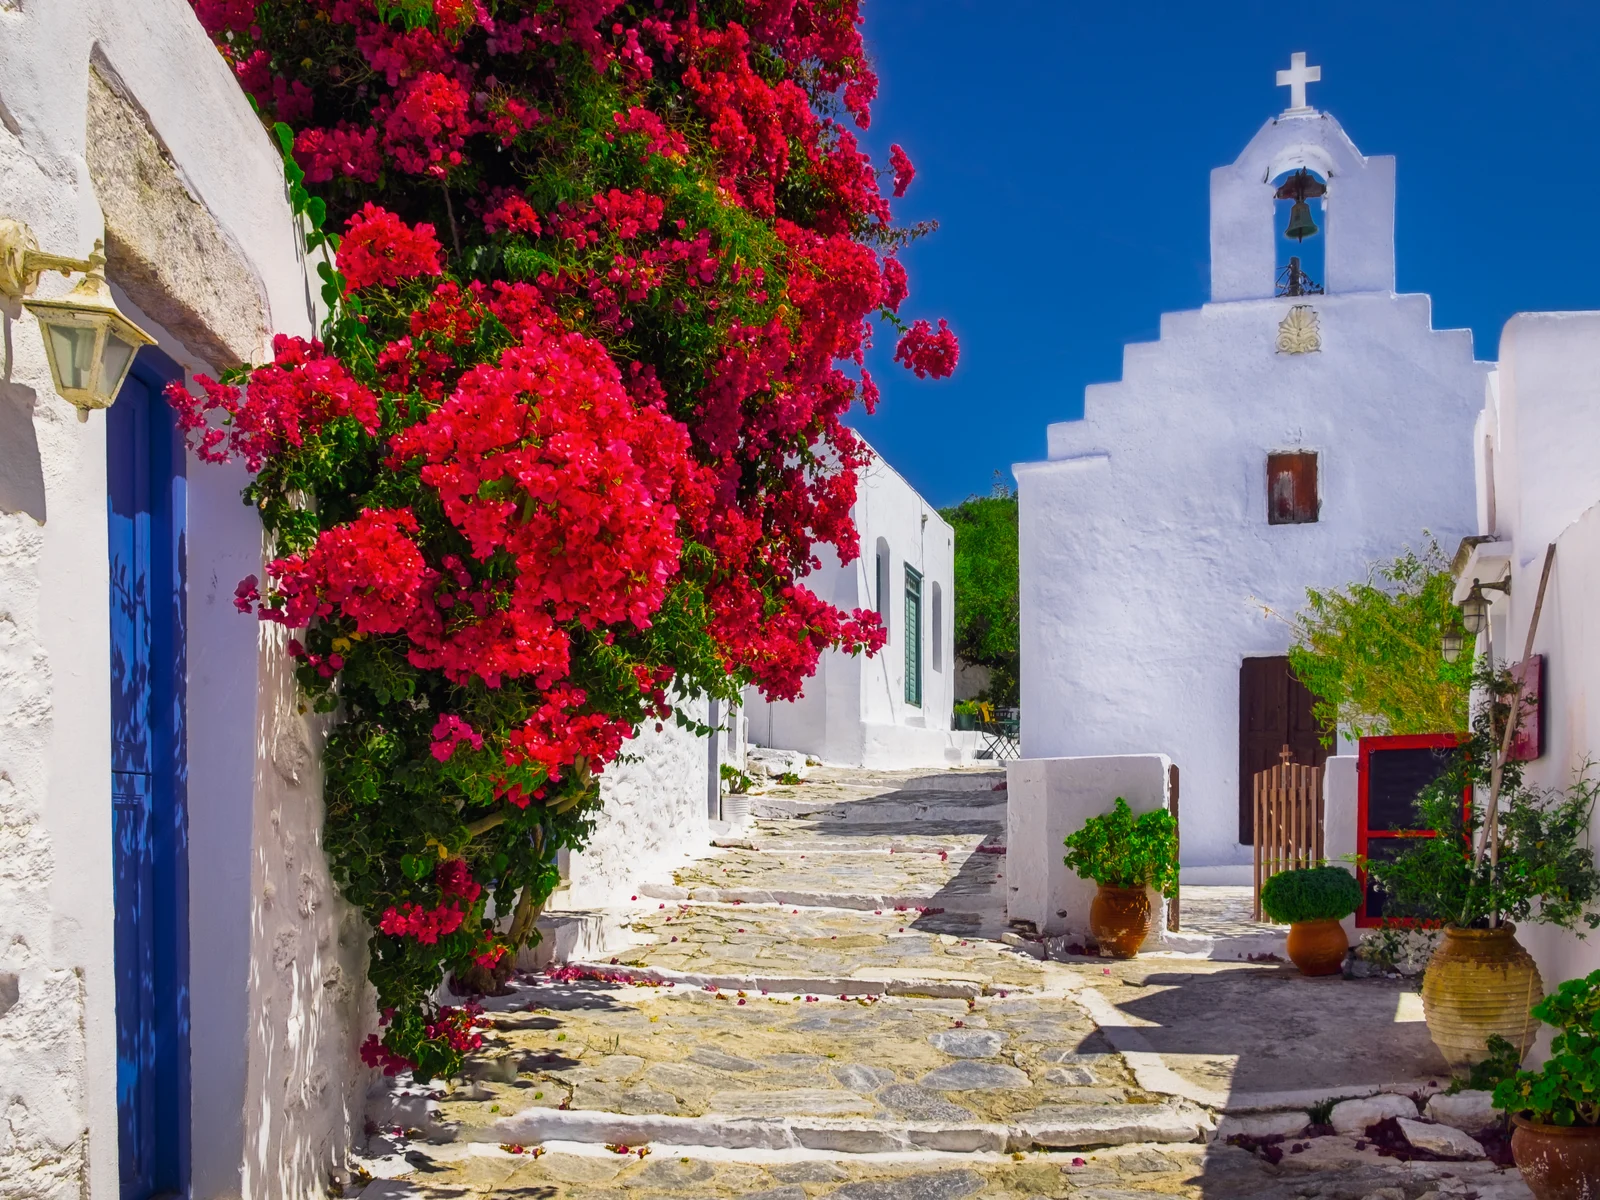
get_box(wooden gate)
[1252,745,1324,920]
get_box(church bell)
[1285,199,1318,242]
[1275,167,1325,243]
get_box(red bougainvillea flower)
[264,507,436,632]
[389,320,702,634]
[164,334,380,470]
[894,318,959,379]
[506,684,634,783]
[431,715,484,762]
[339,203,445,291]
[379,900,465,944]
[881,257,908,312]
[889,144,915,197]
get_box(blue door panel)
[109,351,188,1200]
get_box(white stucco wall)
[1471,313,1600,1001]
[1017,110,1484,876]
[1005,754,1174,938]
[744,444,965,768]
[558,696,713,909]
[0,2,368,1196]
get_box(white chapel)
[1015,56,1487,880]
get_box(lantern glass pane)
[97,332,138,400]
[46,321,97,391]
[1461,595,1489,636]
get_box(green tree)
[1284,537,1473,743]
[939,478,1019,706]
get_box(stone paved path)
[356,766,1532,1200]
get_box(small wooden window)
[1267,451,1319,524]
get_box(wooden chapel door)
[1238,656,1330,843]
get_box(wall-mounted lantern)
[1458,576,1511,638]
[1440,627,1465,663]
[1,219,155,421]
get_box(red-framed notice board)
[1356,733,1468,927]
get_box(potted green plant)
[1365,677,1600,1069]
[1259,865,1362,976]
[952,700,980,731]
[1494,970,1600,1198]
[1064,798,1178,959]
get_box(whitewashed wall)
[0,1,370,1195]
[743,444,968,768]
[560,696,713,909]
[1472,313,1600,1001]
[1017,110,1485,877]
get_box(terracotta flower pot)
[1512,1115,1600,1200]
[1285,918,1348,977]
[1421,924,1544,1070]
[1091,885,1155,959]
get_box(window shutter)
[1267,451,1319,524]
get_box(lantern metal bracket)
[0,219,97,303]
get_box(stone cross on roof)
[1277,52,1321,115]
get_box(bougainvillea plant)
[180,0,957,1079]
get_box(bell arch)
[1210,112,1396,301]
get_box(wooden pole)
[1475,544,1557,921]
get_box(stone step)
[751,796,1008,825]
[475,1099,1212,1154]
[600,905,1040,985]
[561,960,990,999]
[642,883,999,914]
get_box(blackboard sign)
[1356,733,1467,927]
[1365,744,1458,831]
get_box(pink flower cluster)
[431,715,484,762]
[894,318,959,380]
[339,203,445,292]
[379,899,465,944]
[889,144,915,198]
[505,685,634,786]
[165,336,380,472]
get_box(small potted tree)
[1367,748,1600,1070]
[1064,798,1178,959]
[1494,970,1600,1198]
[1259,864,1362,976]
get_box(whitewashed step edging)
[481,1103,1209,1153]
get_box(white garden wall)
[559,696,713,909]
[1004,754,1174,939]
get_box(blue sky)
[853,0,1600,507]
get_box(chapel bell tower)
[1209,53,1397,303]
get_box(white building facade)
[1465,311,1600,999]
[0,3,718,1196]
[1015,74,1487,878]
[744,445,969,769]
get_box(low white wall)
[558,696,712,910]
[1004,754,1173,938]
[1323,755,1358,869]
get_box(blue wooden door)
[109,349,189,1199]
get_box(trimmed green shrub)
[1063,798,1179,896]
[1259,865,1362,924]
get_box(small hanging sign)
[1508,654,1545,762]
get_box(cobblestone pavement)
[357,766,1532,1200]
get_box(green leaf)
[273,121,295,157]
[401,853,430,881]
[306,195,327,231]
